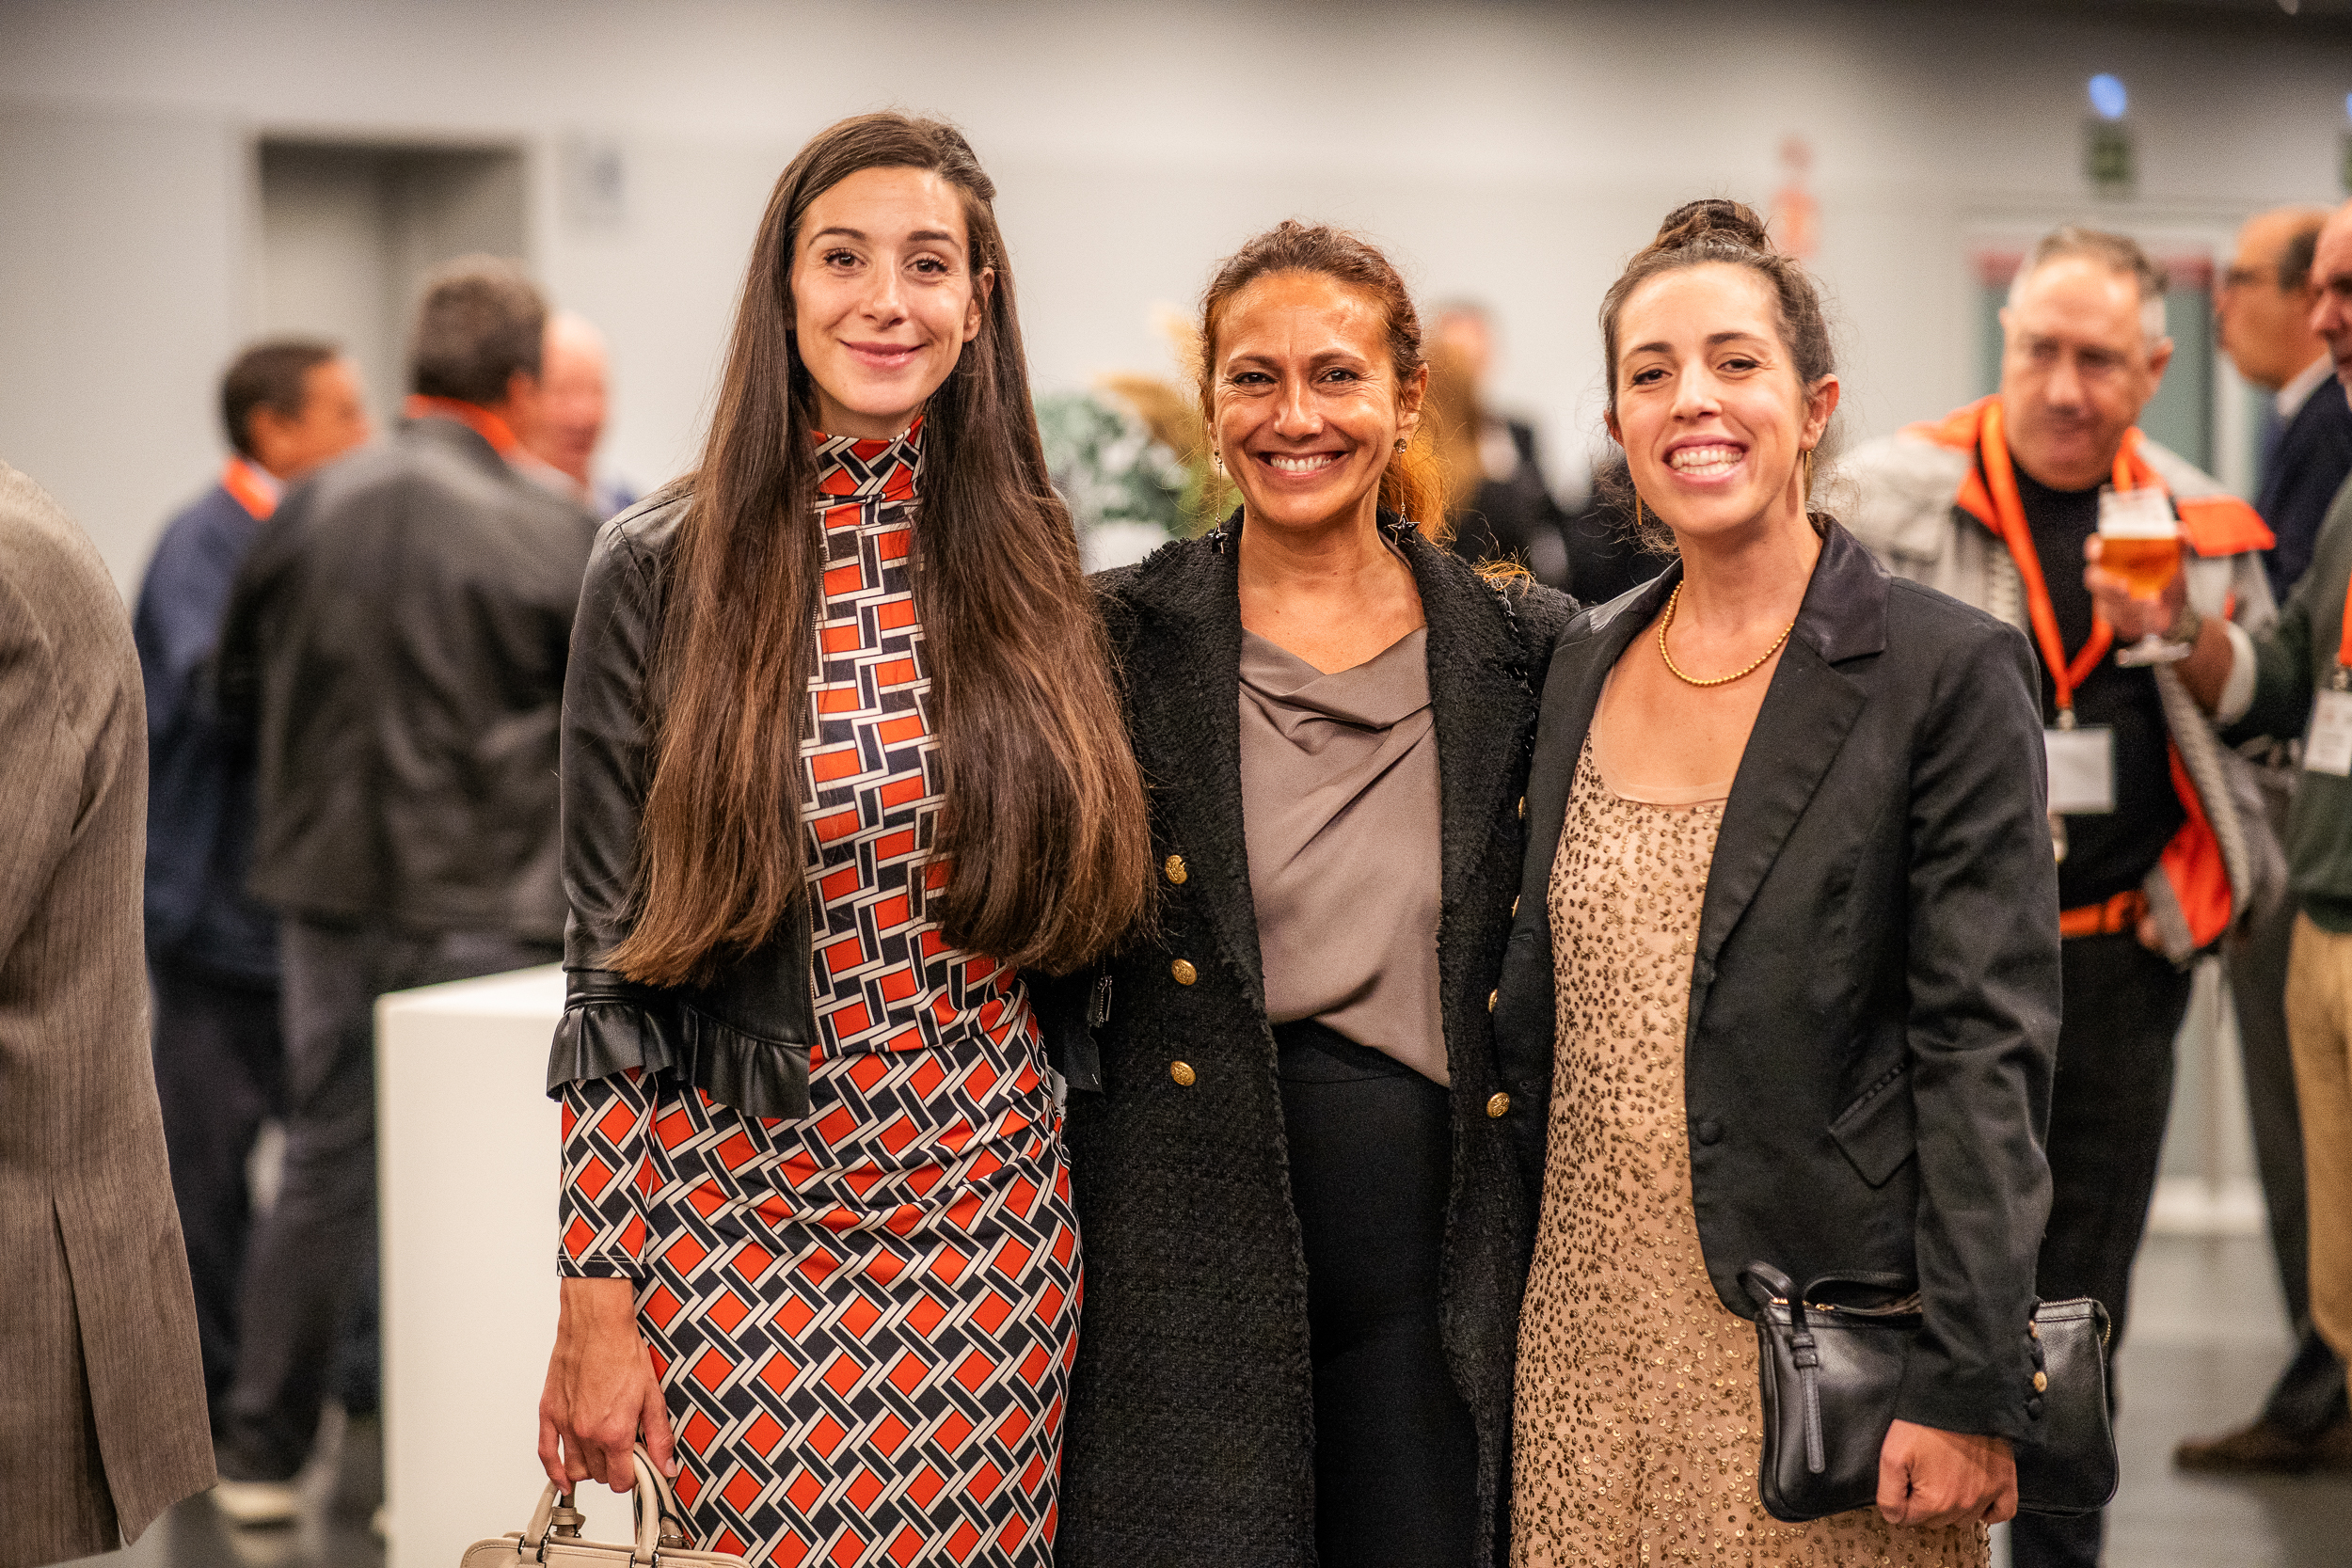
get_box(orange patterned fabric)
[558,424,1077,1568]
[1905,395,2258,951]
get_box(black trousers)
[218,920,561,1481]
[2010,932,2195,1568]
[150,957,286,1426]
[1276,1022,1478,1568]
[2226,768,2351,1438]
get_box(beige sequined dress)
[1511,739,1985,1568]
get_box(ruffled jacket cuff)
[546,967,813,1120]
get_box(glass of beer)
[2099,485,2187,666]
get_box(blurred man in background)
[2094,196,2352,1501]
[2,460,215,1568]
[516,310,634,517]
[135,339,370,1436]
[210,257,598,1524]
[1428,301,1570,587]
[1845,226,2277,1568]
[2176,205,2352,1477]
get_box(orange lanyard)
[405,394,523,460]
[1977,401,2137,719]
[221,455,279,520]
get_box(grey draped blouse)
[1237,626,1446,1085]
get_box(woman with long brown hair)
[535,113,1148,1567]
[1057,222,1573,1568]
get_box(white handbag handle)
[521,1449,678,1564]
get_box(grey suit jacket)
[0,464,214,1567]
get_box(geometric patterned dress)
[558,422,1080,1568]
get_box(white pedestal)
[376,966,640,1568]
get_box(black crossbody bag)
[1740,1262,2118,1524]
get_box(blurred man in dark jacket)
[134,338,370,1433]
[211,257,598,1523]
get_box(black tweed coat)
[1057,517,1575,1568]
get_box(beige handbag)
[460,1448,749,1568]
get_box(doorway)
[252,138,529,426]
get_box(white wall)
[4,0,2350,588]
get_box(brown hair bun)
[1645,198,1775,259]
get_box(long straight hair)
[608,114,1150,987]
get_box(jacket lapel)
[1406,532,1534,918]
[1690,528,1886,1007]
[1119,537,1266,1001]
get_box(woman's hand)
[538,1276,676,1494]
[1876,1418,2017,1528]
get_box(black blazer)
[1058,517,1573,1568]
[2258,371,2352,600]
[1490,522,2059,1441]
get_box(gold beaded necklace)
[1656,582,1796,689]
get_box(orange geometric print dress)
[558,424,1079,1568]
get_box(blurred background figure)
[1846,226,2279,1568]
[133,338,371,1437]
[209,257,599,1528]
[1038,308,1230,570]
[2177,203,2352,1478]
[1428,301,1571,587]
[516,311,636,518]
[1,460,215,1568]
[1558,455,1672,606]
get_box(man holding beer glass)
[2097,197,2352,1469]
[1846,225,2275,1568]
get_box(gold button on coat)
[1164,854,1188,885]
[1170,1061,1196,1086]
[1171,958,1198,986]
[1486,1092,1511,1118]
[2032,1370,2048,1393]
[1487,989,1499,1012]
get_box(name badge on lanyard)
[2046,717,2118,814]
[2310,669,2352,777]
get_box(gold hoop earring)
[1802,446,1816,495]
[1634,493,1645,531]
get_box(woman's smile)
[1664,439,1748,482]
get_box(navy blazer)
[2259,372,2352,600]
[1489,523,2060,1441]
[134,481,278,983]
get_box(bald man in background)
[516,311,635,518]
[2178,206,2352,1474]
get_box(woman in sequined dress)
[1488,200,2060,1565]
[533,114,1149,1568]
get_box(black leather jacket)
[219,416,599,939]
[543,495,1100,1120]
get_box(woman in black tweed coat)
[1055,222,1574,1568]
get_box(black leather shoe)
[2173,1418,2323,1474]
